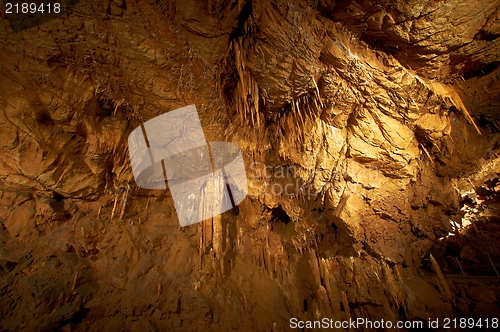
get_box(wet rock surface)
[0,0,500,330]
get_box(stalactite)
[202,219,206,252]
[318,258,332,315]
[225,222,230,250]
[451,220,464,244]
[199,223,203,270]
[307,249,319,286]
[110,192,119,221]
[261,245,266,271]
[118,185,130,220]
[430,254,452,300]
[157,283,161,297]
[213,214,223,258]
[71,272,78,292]
[341,291,353,331]
[324,259,343,320]
[312,97,321,118]
[237,226,242,250]
[273,253,278,281]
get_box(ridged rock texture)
[1,0,500,330]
